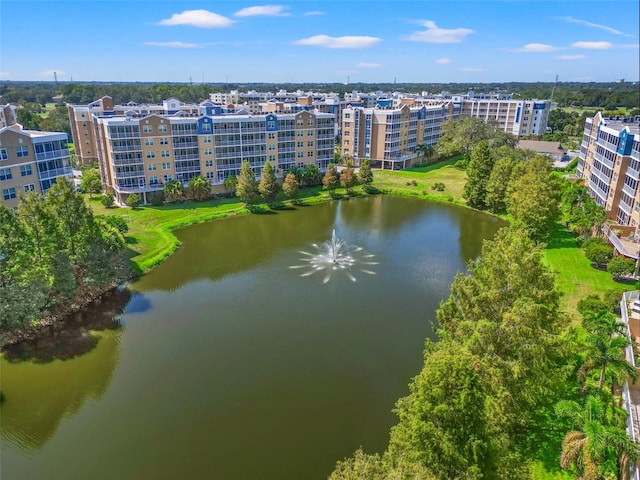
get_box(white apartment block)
[0,104,18,129]
[0,125,73,208]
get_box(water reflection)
[0,289,131,450]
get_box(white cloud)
[158,10,234,28]
[558,16,631,37]
[554,54,587,60]
[435,57,452,64]
[293,35,381,49]
[572,41,613,49]
[40,70,66,77]
[145,41,202,48]
[518,43,557,52]
[0,72,9,78]
[461,67,485,72]
[304,11,324,16]
[404,20,473,43]
[356,62,381,68]
[234,5,290,17]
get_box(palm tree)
[416,143,434,164]
[223,174,237,195]
[188,175,210,201]
[555,395,639,479]
[582,310,626,339]
[579,334,638,391]
[164,179,185,203]
[303,164,321,187]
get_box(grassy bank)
[542,222,631,320]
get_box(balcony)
[618,291,640,480]
[111,144,142,152]
[35,148,70,161]
[114,170,145,180]
[174,154,200,161]
[38,166,73,181]
[173,141,199,149]
[603,224,639,259]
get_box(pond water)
[1,196,503,480]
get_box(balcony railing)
[35,148,70,161]
[603,224,639,259]
[38,166,73,180]
[619,291,640,480]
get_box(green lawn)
[542,222,631,320]
[371,156,467,204]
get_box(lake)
[1,195,502,480]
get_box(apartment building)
[92,109,334,204]
[68,96,203,164]
[341,103,450,169]
[577,112,640,257]
[0,104,18,129]
[0,125,73,208]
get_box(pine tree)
[462,140,494,209]
[235,160,258,205]
[259,160,279,203]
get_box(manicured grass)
[371,156,467,204]
[542,222,631,320]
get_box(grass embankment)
[542,223,631,320]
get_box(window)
[202,123,212,132]
[143,125,153,133]
[0,148,7,160]
[297,142,304,148]
[205,160,213,167]
[307,141,313,147]
[297,152,304,158]
[267,120,276,129]
[163,174,172,182]
[146,151,156,159]
[344,131,350,136]
[0,168,12,180]
[344,122,351,128]
[345,113,351,119]
[161,150,170,158]
[3,187,16,200]
[20,164,32,176]
[268,133,275,140]
[149,175,159,185]
[160,137,169,145]
[307,119,314,126]
[162,162,171,170]
[148,164,157,171]
[297,120,303,126]
[268,155,275,162]
[145,138,154,146]
[203,136,212,143]
[204,148,212,155]
[206,171,214,179]
[268,144,275,151]
[307,130,314,136]
[158,125,167,133]
[307,151,314,157]
[24,184,35,192]
[16,146,28,157]
[297,131,304,137]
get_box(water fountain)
[290,229,378,283]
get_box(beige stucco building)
[577,112,640,258]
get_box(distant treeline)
[0,81,638,109]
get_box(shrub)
[126,193,140,209]
[149,191,165,206]
[607,256,635,280]
[104,215,129,234]
[454,159,468,170]
[431,182,446,191]
[447,195,454,202]
[101,194,115,208]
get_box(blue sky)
[2,0,638,83]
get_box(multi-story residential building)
[577,112,640,258]
[92,109,334,204]
[0,104,18,129]
[341,103,450,169]
[0,125,73,208]
[68,96,204,164]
